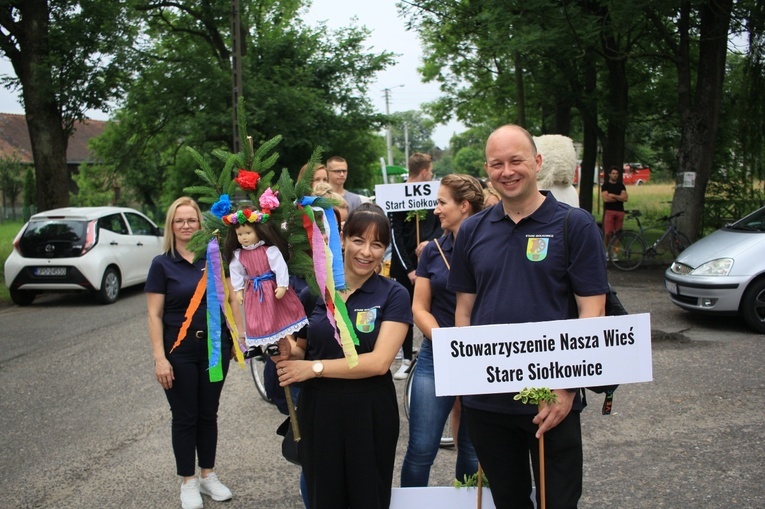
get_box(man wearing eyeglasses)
[326,156,363,213]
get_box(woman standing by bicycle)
[401,174,484,487]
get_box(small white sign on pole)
[374,181,441,213]
[432,313,652,396]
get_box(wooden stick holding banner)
[284,385,301,441]
[476,463,483,509]
[514,387,558,509]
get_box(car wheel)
[10,288,37,306]
[741,278,765,333]
[95,267,121,304]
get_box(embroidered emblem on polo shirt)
[355,308,377,333]
[526,237,548,261]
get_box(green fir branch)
[406,209,428,222]
[252,135,283,167]
[453,471,490,488]
[513,387,558,406]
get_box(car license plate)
[665,280,678,294]
[35,267,66,277]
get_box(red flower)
[235,170,260,191]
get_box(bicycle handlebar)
[661,211,685,222]
[626,209,685,222]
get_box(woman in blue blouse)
[401,174,485,487]
[275,203,411,509]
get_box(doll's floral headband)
[222,208,269,225]
[213,187,281,226]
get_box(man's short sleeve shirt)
[601,181,626,212]
[447,194,609,414]
[343,191,363,214]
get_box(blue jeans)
[400,339,478,486]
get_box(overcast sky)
[0,1,463,147]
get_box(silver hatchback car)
[665,206,765,333]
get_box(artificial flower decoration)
[211,194,232,218]
[259,187,280,214]
[222,208,269,226]
[234,169,260,191]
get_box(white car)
[664,205,765,333]
[4,207,164,306]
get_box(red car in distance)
[596,163,652,186]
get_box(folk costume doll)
[223,190,308,348]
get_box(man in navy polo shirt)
[449,124,608,509]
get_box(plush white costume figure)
[534,134,580,208]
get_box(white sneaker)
[395,348,403,360]
[180,478,203,509]
[393,359,411,380]
[199,472,232,502]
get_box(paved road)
[0,266,763,508]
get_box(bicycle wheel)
[403,360,455,447]
[609,231,645,271]
[669,231,692,257]
[249,354,272,403]
[403,359,416,419]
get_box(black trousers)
[163,329,231,477]
[464,406,582,509]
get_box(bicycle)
[401,352,455,448]
[245,345,277,403]
[608,210,691,271]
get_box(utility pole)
[383,85,404,165]
[231,0,243,153]
[404,122,409,164]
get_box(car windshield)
[19,220,89,258]
[728,207,765,232]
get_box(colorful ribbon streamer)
[169,271,206,354]
[206,242,223,382]
[300,204,359,367]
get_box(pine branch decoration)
[181,98,326,296]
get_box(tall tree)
[94,0,393,207]
[647,0,734,239]
[0,152,23,218]
[0,0,140,211]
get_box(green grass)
[590,183,679,261]
[0,219,24,305]
[590,182,674,225]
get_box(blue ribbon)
[206,241,223,381]
[250,271,276,302]
[299,196,346,291]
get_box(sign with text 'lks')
[375,181,441,213]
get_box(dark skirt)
[298,372,399,509]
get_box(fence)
[703,198,765,231]
[1,206,28,222]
